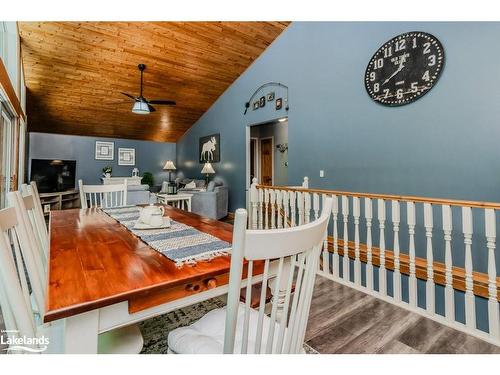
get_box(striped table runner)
[103,206,231,266]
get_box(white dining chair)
[3,192,144,354]
[78,179,128,209]
[167,198,333,354]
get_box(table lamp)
[163,160,177,194]
[201,162,215,185]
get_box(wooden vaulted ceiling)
[18,22,289,142]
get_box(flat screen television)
[30,159,77,193]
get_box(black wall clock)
[364,32,444,106]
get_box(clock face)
[365,32,444,106]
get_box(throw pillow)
[185,181,196,189]
[207,181,216,192]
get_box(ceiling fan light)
[132,101,150,114]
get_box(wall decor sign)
[267,92,275,101]
[95,141,114,160]
[118,148,136,166]
[199,133,220,163]
[275,97,283,110]
[365,31,445,106]
[259,96,266,107]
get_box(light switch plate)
[320,170,325,178]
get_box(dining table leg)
[63,309,99,353]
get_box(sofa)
[161,178,228,220]
[127,184,152,205]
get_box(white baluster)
[270,190,276,229]
[407,201,417,307]
[258,188,264,230]
[462,207,476,330]
[332,195,339,279]
[304,192,311,224]
[289,191,296,227]
[442,205,455,322]
[365,198,373,291]
[250,178,258,229]
[276,190,283,229]
[342,195,350,282]
[264,189,270,230]
[283,190,289,228]
[378,199,387,296]
[297,192,304,226]
[392,200,402,302]
[424,203,435,315]
[320,194,328,274]
[485,209,499,339]
[353,197,361,286]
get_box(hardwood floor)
[306,276,500,354]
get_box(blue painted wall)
[29,132,176,187]
[177,22,500,332]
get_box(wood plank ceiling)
[18,22,289,142]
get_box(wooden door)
[260,138,273,185]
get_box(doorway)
[260,137,273,185]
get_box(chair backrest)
[79,179,128,209]
[20,183,48,264]
[223,197,333,354]
[7,191,46,316]
[0,206,40,345]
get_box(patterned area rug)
[138,298,318,354]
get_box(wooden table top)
[45,206,233,323]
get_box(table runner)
[103,206,231,266]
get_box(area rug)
[138,298,318,354]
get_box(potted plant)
[102,166,112,178]
[142,172,154,191]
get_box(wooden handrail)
[256,184,500,210]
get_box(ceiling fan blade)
[147,104,156,112]
[147,99,176,106]
[121,92,137,100]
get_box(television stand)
[39,189,80,217]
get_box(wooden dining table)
[46,205,251,353]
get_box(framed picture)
[118,148,136,166]
[253,101,259,110]
[259,96,266,107]
[267,92,275,101]
[199,133,220,163]
[95,141,114,160]
[276,97,283,110]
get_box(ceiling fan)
[121,64,176,114]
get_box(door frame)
[250,137,259,184]
[259,136,274,186]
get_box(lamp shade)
[132,101,150,114]
[163,160,176,171]
[201,162,215,174]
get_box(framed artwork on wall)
[118,148,136,166]
[199,134,220,163]
[95,141,114,160]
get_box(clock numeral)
[423,42,431,54]
[396,89,404,99]
[428,55,436,66]
[412,37,417,48]
[370,72,376,81]
[374,58,384,69]
[411,82,418,93]
[395,39,406,52]
[383,46,392,58]
[373,83,380,93]
[383,89,390,98]
[422,70,430,82]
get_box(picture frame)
[267,92,275,101]
[259,96,266,107]
[118,147,136,166]
[276,97,283,110]
[95,141,114,160]
[199,133,220,163]
[253,101,259,110]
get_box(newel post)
[250,177,258,229]
[302,176,309,189]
